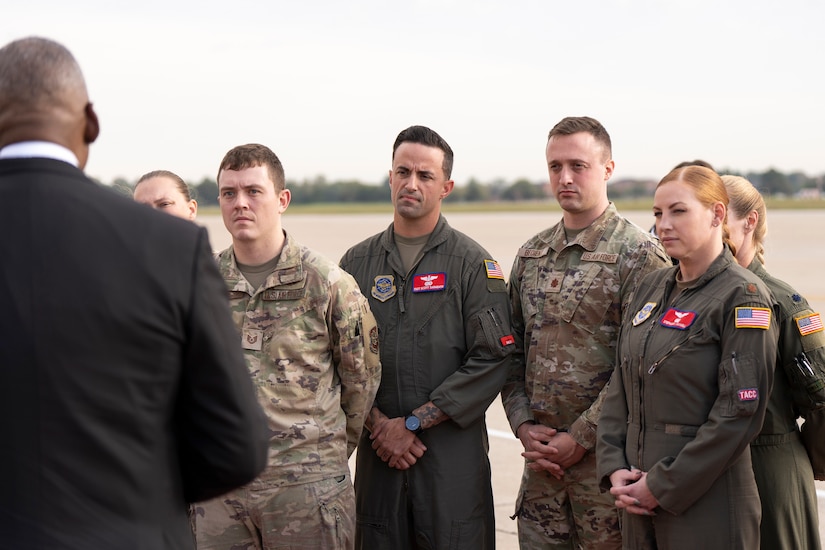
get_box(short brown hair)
[217,144,285,191]
[547,116,612,161]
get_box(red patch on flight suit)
[500,334,515,346]
[413,272,446,292]
[659,308,697,330]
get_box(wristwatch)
[405,414,423,434]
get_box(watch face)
[405,415,421,432]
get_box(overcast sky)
[5,0,824,186]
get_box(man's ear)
[278,188,292,213]
[604,159,615,182]
[83,103,99,145]
[441,179,455,199]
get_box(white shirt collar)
[0,141,79,168]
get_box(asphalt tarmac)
[201,208,825,548]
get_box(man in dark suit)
[0,36,269,549]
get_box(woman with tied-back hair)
[596,165,778,549]
[133,168,201,543]
[723,174,825,550]
[133,169,198,220]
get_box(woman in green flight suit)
[596,165,778,549]
[724,174,825,550]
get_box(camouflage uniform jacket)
[216,232,380,486]
[501,203,670,450]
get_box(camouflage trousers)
[194,473,355,550]
[513,452,621,550]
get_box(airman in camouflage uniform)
[501,117,670,549]
[194,144,381,550]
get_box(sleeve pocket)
[477,304,515,358]
[718,352,761,418]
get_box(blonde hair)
[136,170,194,202]
[721,175,767,265]
[657,165,737,257]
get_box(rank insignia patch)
[546,271,564,293]
[242,329,263,351]
[484,259,504,279]
[735,307,771,329]
[632,302,657,326]
[796,312,824,336]
[659,308,697,330]
[372,275,396,302]
[413,272,446,293]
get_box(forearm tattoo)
[413,401,448,430]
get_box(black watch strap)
[405,414,423,434]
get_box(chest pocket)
[555,263,611,334]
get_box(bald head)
[0,36,99,167]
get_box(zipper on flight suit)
[394,276,407,413]
[647,333,704,375]
[398,278,406,314]
[636,295,662,469]
[393,257,420,412]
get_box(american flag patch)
[484,259,504,280]
[796,312,824,336]
[735,307,771,329]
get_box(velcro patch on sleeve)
[796,312,824,336]
[738,388,759,401]
[484,259,505,280]
[735,307,771,329]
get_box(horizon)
[7,1,825,185]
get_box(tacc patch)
[738,388,759,401]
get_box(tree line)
[108,168,823,207]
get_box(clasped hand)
[517,423,586,480]
[608,468,659,516]
[370,417,427,470]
